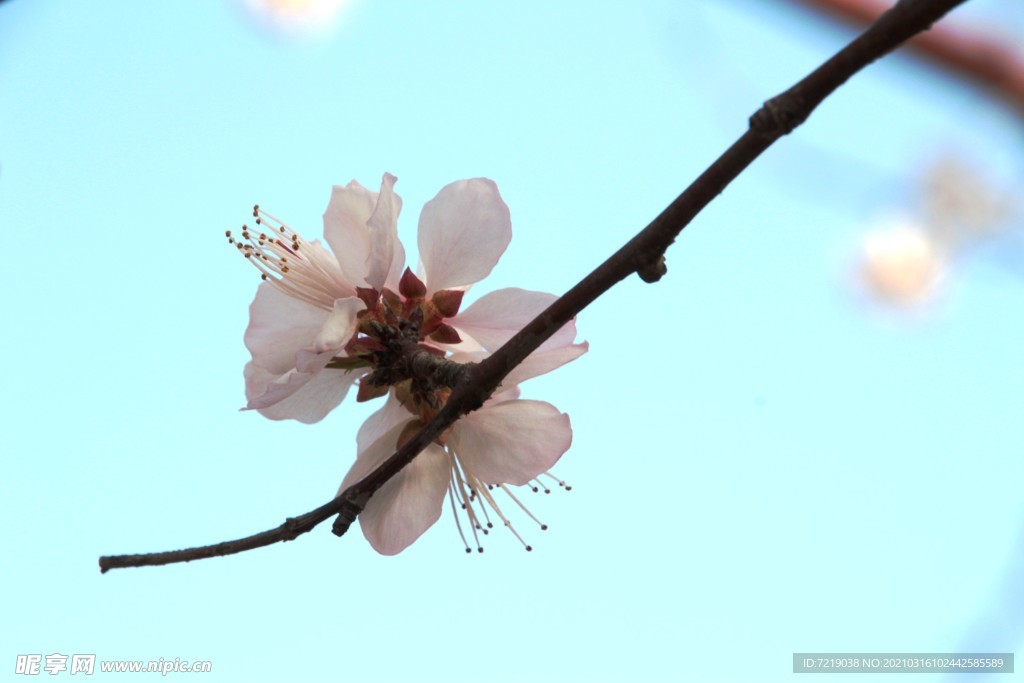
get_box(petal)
[365,173,405,291]
[244,361,364,424]
[356,392,415,457]
[426,334,485,356]
[485,386,521,406]
[339,421,450,555]
[323,179,376,286]
[312,296,365,352]
[450,287,577,352]
[244,282,330,375]
[418,178,511,293]
[501,342,588,387]
[450,399,571,485]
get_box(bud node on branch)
[637,254,668,283]
[750,95,808,139]
[331,491,370,537]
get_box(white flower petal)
[339,421,449,556]
[292,348,336,373]
[446,340,587,391]
[244,282,330,375]
[450,287,577,352]
[451,399,571,485]
[322,179,376,285]
[485,386,521,406]
[426,335,485,356]
[356,392,414,457]
[501,342,588,387]
[313,296,365,352]
[244,361,364,424]
[365,173,405,291]
[418,178,511,293]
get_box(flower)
[338,385,577,555]
[230,174,588,553]
[859,215,947,305]
[240,0,354,40]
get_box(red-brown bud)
[399,267,427,299]
[432,289,465,318]
[356,380,389,403]
[381,287,403,314]
[429,322,462,344]
[355,287,380,310]
[349,336,389,353]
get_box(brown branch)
[783,0,1024,115]
[99,0,968,573]
[99,499,347,573]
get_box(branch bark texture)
[99,0,968,573]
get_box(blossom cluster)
[858,157,1015,307]
[228,174,586,554]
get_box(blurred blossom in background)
[239,0,356,39]
[856,156,1019,310]
[860,212,949,306]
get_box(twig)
[99,0,968,573]
[783,0,1024,115]
[99,499,349,573]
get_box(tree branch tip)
[331,511,357,537]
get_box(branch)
[783,0,1024,116]
[99,499,348,573]
[99,0,968,573]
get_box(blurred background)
[1,0,1022,681]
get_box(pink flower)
[230,173,403,423]
[230,174,587,553]
[338,384,577,555]
[859,215,947,305]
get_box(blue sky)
[2,1,1023,681]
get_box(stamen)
[473,478,531,551]
[542,472,572,491]
[446,483,472,554]
[228,207,352,310]
[498,484,548,530]
[449,455,484,553]
[442,447,566,552]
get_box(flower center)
[226,205,352,311]
[338,269,468,404]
